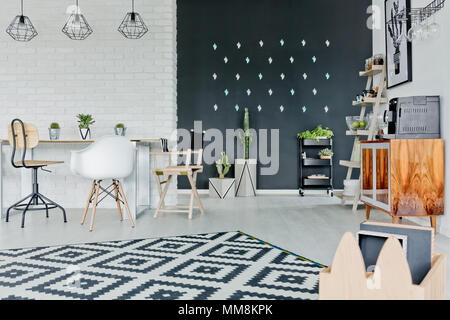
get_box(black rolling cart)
[298,138,334,197]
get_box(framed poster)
[385,0,412,88]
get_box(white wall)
[0,0,177,208]
[372,0,450,235]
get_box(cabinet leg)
[430,216,437,234]
[365,205,371,220]
[392,216,400,224]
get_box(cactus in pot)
[216,152,231,179]
[238,108,252,159]
[115,123,126,136]
[48,122,61,140]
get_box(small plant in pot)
[297,125,334,141]
[115,123,127,136]
[48,122,61,140]
[216,152,231,179]
[318,148,334,159]
[77,114,95,140]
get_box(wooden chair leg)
[365,205,371,220]
[188,179,195,220]
[430,216,437,234]
[392,216,400,224]
[189,172,204,215]
[155,174,166,209]
[117,181,135,228]
[113,180,123,221]
[154,175,172,218]
[89,182,101,232]
[81,181,96,225]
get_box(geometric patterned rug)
[0,231,325,300]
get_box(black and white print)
[0,232,324,300]
[385,0,412,88]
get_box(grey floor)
[1,194,449,298]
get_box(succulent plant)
[216,152,231,178]
[49,122,60,129]
[238,108,252,159]
[115,123,125,129]
[318,148,334,157]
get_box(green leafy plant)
[318,148,334,157]
[77,114,95,129]
[297,125,334,140]
[238,108,252,159]
[216,152,231,178]
[115,123,125,129]
[49,122,60,129]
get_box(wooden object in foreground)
[361,139,444,232]
[319,232,446,300]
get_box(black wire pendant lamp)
[62,0,93,40]
[118,0,149,39]
[6,0,38,42]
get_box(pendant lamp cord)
[132,0,135,12]
[21,0,24,16]
[76,0,79,14]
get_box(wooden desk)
[0,138,162,223]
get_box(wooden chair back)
[8,120,39,149]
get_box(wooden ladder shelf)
[338,59,387,211]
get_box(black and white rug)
[0,231,325,300]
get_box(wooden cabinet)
[361,139,444,231]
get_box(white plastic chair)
[70,135,135,231]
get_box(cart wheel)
[331,191,334,197]
[299,190,304,197]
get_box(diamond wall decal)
[246,89,251,96]
[312,88,317,95]
[235,104,240,111]
[290,89,295,96]
[325,73,330,80]
[312,56,317,63]
[259,40,264,47]
[280,39,285,46]
[235,73,240,80]
[268,89,273,96]
[289,56,294,64]
[245,57,250,64]
[224,89,229,96]
[212,73,217,80]
[302,106,307,112]
[213,104,218,111]
[301,39,306,47]
[280,105,284,112]
[280,73,285,80]
[213,43,218,50]
[224,57,228,64]
[268,57,273,64]
[236,42,241,49]
[324,106,329,112]
[325,40,330,47]
[257,105,262,112]
[302,73,308,80]
[258,73,263,80]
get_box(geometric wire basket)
[62,13,93,40]
[118,11,148,39]
[6,15,38,42]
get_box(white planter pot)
[235,159,257,197]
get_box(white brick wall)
[0,0,177,208]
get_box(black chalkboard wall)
[177,0,372,190]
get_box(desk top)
[1,138,161,144]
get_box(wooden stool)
[151,149,204,219]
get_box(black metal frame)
[298,138,334,197]
[6,119,67,228]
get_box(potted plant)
[216,152,231,179]
[115,123,126,136]
[77,114,95,140]
[318,148,334,159]
[238,108,253,159]
[48,122,61,140]
[297,125,334,141]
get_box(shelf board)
[359,65,384,77]
[303,158,332,166]
[352,97,388,106]
[339,160,360,168]
[346,130,369,136]
[303,178,331,186]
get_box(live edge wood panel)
[361,139,444,217]
[390,139,444,216]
